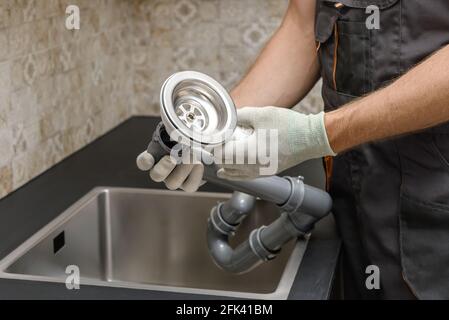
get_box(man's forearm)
[231,0,320,108]
[325,45,449,153]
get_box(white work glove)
[136,152,205,193]
[216,106,336,180]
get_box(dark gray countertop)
[0,117,340,300]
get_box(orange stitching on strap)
[323,156,334,192]
[332,22,339,91]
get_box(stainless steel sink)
[0,187,307,299]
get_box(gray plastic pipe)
[143,122,333,273]
[205,175,332,274]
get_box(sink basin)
[0,187,307,299]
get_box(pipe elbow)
[220,192,256,225]
[301,185,333,220]
[206,219,264,274]
[206,221,234,269]
[228,192,256,213]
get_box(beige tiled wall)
[0,0,134,198]
[0,0,323,200]
[131,0,323,116]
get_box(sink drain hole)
[53,231,65,254]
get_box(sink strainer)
[160,71,237,146]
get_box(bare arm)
[231,0,319,108]
[325,45,449,153]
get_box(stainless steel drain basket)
[160,71,237,146]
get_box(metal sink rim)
[0,187,308,299]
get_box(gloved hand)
[216,106,336,180]
[136,151,204,193]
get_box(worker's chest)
[315,0,449,98]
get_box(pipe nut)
[278,176,305,213]
[209,203,238,236]
[249,227,280,261]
